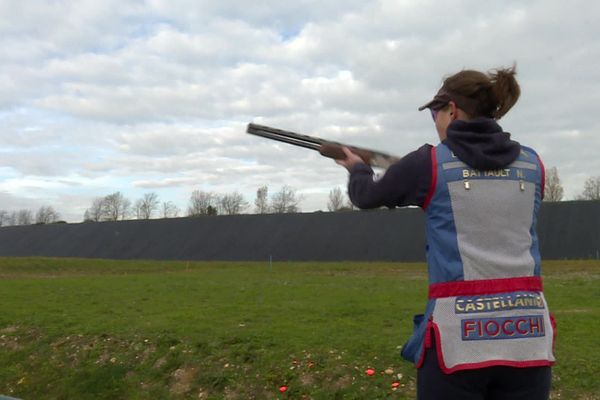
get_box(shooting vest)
[401,143,556,373]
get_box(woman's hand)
[335,146,365,171]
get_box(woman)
[336,66,555,400]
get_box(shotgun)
[246,123,400,169]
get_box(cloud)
[1,0,599,221]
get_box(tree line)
[78,185,351,222]
[0,206,62,226]
[543,168,600,202]
[1,170,598,227]
[0,184,352,227]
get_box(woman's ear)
[448,101,458,120]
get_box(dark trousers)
[417,337,552,400]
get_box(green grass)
[0,258,598,399]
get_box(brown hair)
[442,65,521,119]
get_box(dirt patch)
[197,391,208,399]
[0,326,19,334]
[170,366,198,395]
[153,356,167,369]
[0,336,23,351]
[140,345,156,363]
[97,350,111,364]
[330,375,353,390]
[299,373,316,387]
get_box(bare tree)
[271,186,302,213]
[103,192,131,221]
[577,176,600,200]
[135,192,160,219]
[219,191,249,215]
[327,187,346,211]
[0,210,8,227]
[544,167,564,202]
[84,197,106,222]
[133,201,143,220]
[6,211,17,226]
[162,201,180,218]
[254,185,270,214]
[188,190,218,216]
[35,206,60,224]
[16,209,33,225]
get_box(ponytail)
[489,65,520,119]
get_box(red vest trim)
[428,276,543,299]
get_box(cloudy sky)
[1,0,599,222]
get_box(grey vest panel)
[447,179,536,280]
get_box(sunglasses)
[430,103,449,121]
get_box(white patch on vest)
[431,295,555,369]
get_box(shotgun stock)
[246,123,400,169]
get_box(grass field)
[0,258,598,399]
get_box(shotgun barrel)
[246,123,400,169]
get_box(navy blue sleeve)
[347,144,433,209]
